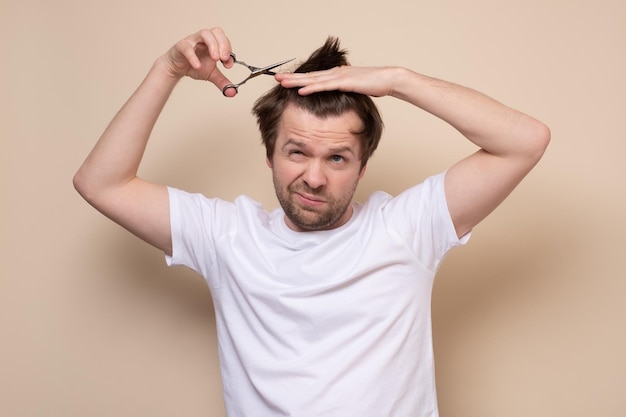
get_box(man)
[74,27,550,417]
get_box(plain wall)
[2,0,625,416]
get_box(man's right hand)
[162,27,237,96]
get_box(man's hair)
[252,37,383,168]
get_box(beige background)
[2,0,625,416]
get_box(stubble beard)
[273,174,357,232]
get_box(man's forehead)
[280,104,363,136]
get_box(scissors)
[222,53,295,96]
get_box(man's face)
[267,104,367,232]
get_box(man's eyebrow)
[281,139,354,154]
[281,139,307,150]
[327,145,356,155]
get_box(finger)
[177,38,203,69]
[223,87,237,98]
[275,73,315,88]
[194,28,220,62]
[206,67,237,97]
[210,27,234,65]
[198,27,233,66]
[277,74,343,95]
[276,69,337,87]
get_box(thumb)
[207,68,237,97]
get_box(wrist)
[135,58,183,97]
[152,55,186,81]
[387,67,413,99]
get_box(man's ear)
[266,156,273,168]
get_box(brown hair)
[252,37,383,168]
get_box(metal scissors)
[222,53,295,96]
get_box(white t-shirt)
[166,172,469,417]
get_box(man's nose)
[302,160,326,190]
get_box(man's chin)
[285,211,329,232]
[289,209,349,232]
[288,217,324,232]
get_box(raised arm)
[276,66,550,238]
[73,28,236,255]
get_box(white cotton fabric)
[166,172,469,417]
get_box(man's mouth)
[295,192,326,206]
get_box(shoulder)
[168,187,263,211]
[375,172,446,215]
[168,188,270,229]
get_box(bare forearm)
[390,67,549,159]
[74,57,180,199]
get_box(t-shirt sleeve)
[165,187,235,286]
[382,171,470,272]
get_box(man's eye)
[330,155,345,163]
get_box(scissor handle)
[222,53,249,96]
[222,83,239,96]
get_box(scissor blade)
[258,57,295,73]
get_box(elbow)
[536,121,551,158]
[73,166,99,204]
[73,168,90,201]
[526,119,551,163]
